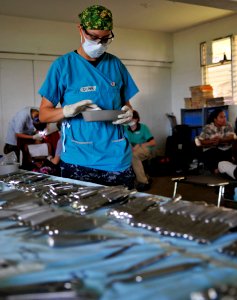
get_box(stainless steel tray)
[82,110,122,122]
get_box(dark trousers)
[17,138,35,168]
[3,144,20,162]
[60,161,135,189]
[203,147,232,172]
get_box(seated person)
[125,110,156,192]
[45,123,62,175]
[47,138,62,165]
[23,138,61,176]
[198,108,235,174]
[38,122,62,176]
[19,116,47,168]
[23,142,52,171]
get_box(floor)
[140,153,237,208]
[146,175,219,206]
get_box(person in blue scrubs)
[39,5,139,188]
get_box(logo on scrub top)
[80,86,96,92]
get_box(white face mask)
[82,34,108,59]
[128,121,136,127]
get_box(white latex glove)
[63,100,99,118]
[112,105,133,125]
[32,133,43,141]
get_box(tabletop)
[1,171,237,300]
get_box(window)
[201,36,237,103]
[212,37,231,63]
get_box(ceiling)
[0,0,237,33]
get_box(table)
[1,171,237,300]
[172,175,230,207]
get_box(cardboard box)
[190,85,213,101]
[184,98,192,108]
[184,97,203,108]
[189,85,213,93]
[206,97,225,107]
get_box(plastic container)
[0,163,20,175]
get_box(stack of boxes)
[184,85,214,108]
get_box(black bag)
[165,125,193,173]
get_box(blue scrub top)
[125,123,154,147]
[39,52,139,171]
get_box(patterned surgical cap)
[79,5,113,30]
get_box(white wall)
[172,14,237,123]
[0,59,35,153]
[0,15,173,155]
[1,14,237,156]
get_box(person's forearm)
[50,156,60,165]
[142,139,156,148]
[16,133,34,140]
[220,135,235,144]
[125,101,133,110]
[39,97,65,122]
[39,106,64,123]
[200,139,217,147]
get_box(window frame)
[200,35,235,102]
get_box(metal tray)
[82,110,122,122]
